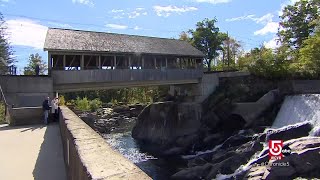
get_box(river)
[101,116,184,180]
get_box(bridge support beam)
[80,55,84,70]
[98,56,101,69]
[63,55,66,70]
[48,52,52,75]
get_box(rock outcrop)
[247,137,320,180]
[132,102,202,154]
[172,122,315,180]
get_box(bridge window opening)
[180,58,190,69]
[196,58,203,69]
[188,58,196,69]
[52,55,64,70]
[167,57,178,69]
[84,55,99,70]
[65,55,81,70]
[116,56,130,69]
[131,55,142,69]
[155,56,166,69]
[143,55,156,69]
[101,56,114,70]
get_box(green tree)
[188,18,227,71]
[23,53,47,75]
[0,13,14,74]
[179,31,191,42]
[278,0,320,49]
[220,36,242,69]
[298,30,320,77]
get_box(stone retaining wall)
[59,106,150,180]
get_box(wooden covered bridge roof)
[44,28,205,57]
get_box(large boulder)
[266,122,313,141]
[132,102,202,150]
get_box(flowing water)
[101,117,183,180]
[214,94,320,179]
[272,94,320,135]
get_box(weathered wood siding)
[52,69,202,85]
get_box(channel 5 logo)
[268,140,291,160]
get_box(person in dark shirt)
[42,97,50,125]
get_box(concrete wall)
[192,72,250,102]
[0,76,54,107]
[8,107,43,126]
[232,89,280,125]
[59,106,150,180]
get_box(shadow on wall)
[32,123,67,180]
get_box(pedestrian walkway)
[0,123,67,180]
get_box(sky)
[0,0,298,74]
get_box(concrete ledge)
[59,106,151,180]
[279,80,320,94]
[9,107,43,126]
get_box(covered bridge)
[44,28,204,92]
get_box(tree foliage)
[218,36,242,69]
[188,18,227,71]
[278,0,320,49]
[298,30,320,77]
[0,13,14,74]
[62,86,169,106]
[23,53,47,75]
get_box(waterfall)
[272,94,320,135]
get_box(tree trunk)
[207,59,211,71]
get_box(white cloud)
[72,0,94,7]
[254,22,279,36]
[109,8,147,19]
[5,19,48,49]
[227,13,279,36]
[264,36,280,49]
[193,0,231,4]
[128,11,141,19]
[153,5,198,17]
[111,9,124,13]
[255,13,274,24]
[134,26,142,30]
[226,14,255,22]
[48,22,72,29]
[226,13,274,25]
[105,24,128,30]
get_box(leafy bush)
[75,97,90,111]
[58,95,65,106]
[89,98,102,112]
[0,102,5,124]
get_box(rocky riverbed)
[130,76,320,179]
[71,75,320,180]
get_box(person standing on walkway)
[51,97,58,122]
[42,97,50,125]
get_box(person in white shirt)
[51,97,59,122]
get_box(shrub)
[89,98,102,112]
[0,102,5,124]
[75,97,90,111]
[59,95,65,106]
